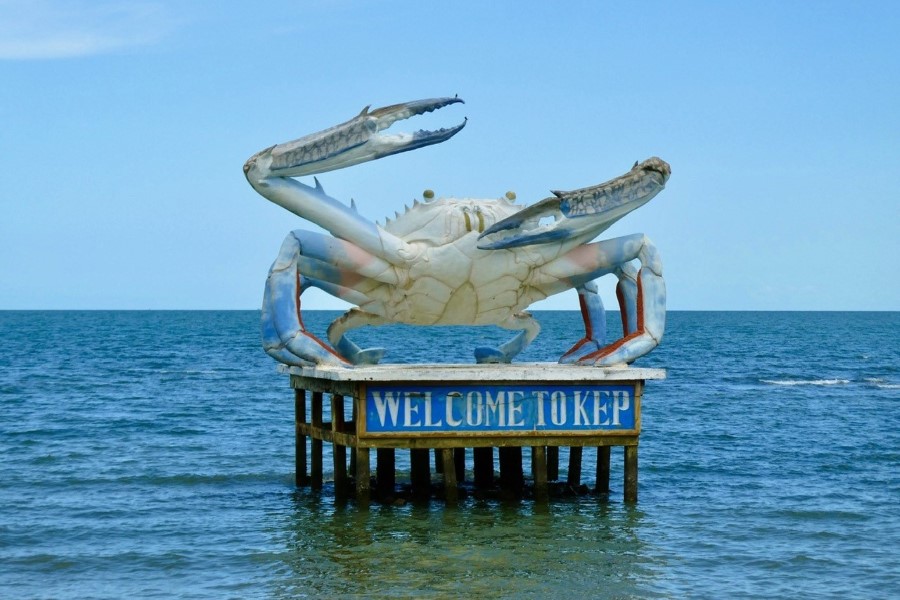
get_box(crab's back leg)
[534,233,665,365]
[326,309,390,366]
[474,312,541,364]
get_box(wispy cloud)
[0,0,178,59]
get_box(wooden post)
[624,445,638,503]
[331,394,347,498]
[473,447,494,488]
[440,448,458,502]
[454,448,466,483]
[532,446,548,501]
[294,388,308,486]
[596,446,611,494]
[376,448,396,498]
[355,446,371,504]
[311,391,323,490]
[547,446,559,481]
[499,447,523,494]
[567,446,583,488]
[410,448,431,498]
[434,448,444,473]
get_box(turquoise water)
[1,311,898,598]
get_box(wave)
[864,378,900,390]
[761,378,850,386]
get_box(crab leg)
[558,281,608,363]
[535,233,665,366]
[260,230,404,366]
[474,312,541,364]
[326,309,390,366]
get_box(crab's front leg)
[261,234,351,367]
[559,281,608,363]
[536,234,665,366]
[261,230,398,366]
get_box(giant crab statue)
[244,97,669,368]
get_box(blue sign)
[364,384,637,434]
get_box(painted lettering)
[533,390,547,426]
[485,390,506,427]
[507,390,525,426]
[550,390,567,426]
[372,391,401,427]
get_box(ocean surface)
[1,310,898,599]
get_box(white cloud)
[0,0,177,59]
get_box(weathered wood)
[596,446,611,493]
[376,448,395,497]
[440,448,458,502]
[332,394,347,498]
[532,446,548,501]
[294,388,308,486]
[567,446,583,488]
[434,448,444,474]
[311,391,323,490]
[624,445,638,503]
[355,446,371,504]
[473,446,494,488]
[410,448,431,497]
[546,446,559,481]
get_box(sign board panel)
[364,383,638,435]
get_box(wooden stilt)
[624,445,638,503]
[499,447,523,494]
[547,446,559,481]
[410,448,431,498]
[532,446,548,501]
[473,447,494,488]
[331,394,347,498]
[376,448,396,498]
[294,388,308,486]
[311,391,323,490]
[454,448,466,483]
[434,448,444,473]
[355,446,370,504]
[596,446,611,494]
[567,446,583,488]
[440,448,458,502]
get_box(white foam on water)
[761,378,851,386]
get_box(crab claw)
[263,96,466,178]
[477,157,670,250]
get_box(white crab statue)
[244,97,669,368]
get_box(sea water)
[1,311,898,598]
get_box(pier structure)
[283,363,664,503]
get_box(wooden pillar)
[376,448,396,498]
[410,448,431,498]
[331,394,347,498]
[434,448,444,473]
[294,388,308,486]
[355,446,371,503]
[624,445,638,503]
[454,448,466,483]
[499,447,523,494]
[311,391,323,490]
[473,447,494,488]
[440,448,458,502]
[546,446,559,481]
[595,446,611,494]
[567,446,583,488]
[532,446,548,502]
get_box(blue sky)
[1,0,898,310]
